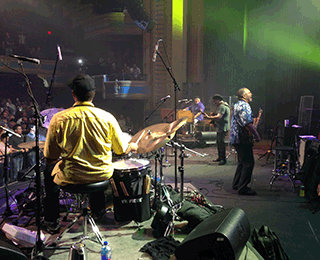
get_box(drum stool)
[269,146,297,192]
[54,180,110,246]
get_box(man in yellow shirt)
[43,74,137,233]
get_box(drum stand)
[151,146,182,237]
[152,141,206,237]
[153,148,165,203]
[163,146,171,168]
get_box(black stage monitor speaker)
[175,207,250,260]
[0,239,27,260]
[195,131,217,146]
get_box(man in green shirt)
[204,94,230,165]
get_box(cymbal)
[168,117,188,133]
[18,141,45,149]
[130,117,188,154]
[40,108,64,128]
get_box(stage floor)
[0,141,319,260]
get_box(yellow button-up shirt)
[44,101,129,186]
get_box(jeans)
[11,154,24,182]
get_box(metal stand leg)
[270,149,296,193]
[51,194,104,246]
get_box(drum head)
[113,158,150,172]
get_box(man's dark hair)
[13,124,22,131]
[75,89,96,102]
[1,133,8,140]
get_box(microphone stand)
[156,48,180,192]
[0,56,67,259]
[142,99,169,127]
[46,46,60,108]
[161,102,185,123]
[14,62,67,259]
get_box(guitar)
[247,108,263,143]
[202,111,218,128]
[253,108,263,129]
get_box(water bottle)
[300,185,305,197]
[101,241,111,260]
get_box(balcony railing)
[93,74,150,99]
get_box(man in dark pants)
[229,88,260,195]
[203,94,230,165]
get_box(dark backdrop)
[202,0,320,137]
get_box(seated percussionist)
[42,74,138,233]
[183,96,205,134]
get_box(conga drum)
[110,158,152,222]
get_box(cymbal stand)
[167,140,207,202]
[153,149,161,203]
[163,146,171,168]
[0,131,15,225]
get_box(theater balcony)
[92,75,151,100]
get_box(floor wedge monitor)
[175,207,250,260]
[0,239,27,260]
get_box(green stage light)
[243,3,247,54]
[173,0,183,37]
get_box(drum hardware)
[151,140,206,237]
[163,146,171,168]
[151,184,182,238]
[0,128,17,225]
[153,147,166,203]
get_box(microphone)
[178,99,189,103]
[9,54,40,65]
[0,125,22,138]
[186,99,193,103]
[57,44,62,60]
[159,95,171,101]
[152,39,162,62]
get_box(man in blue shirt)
[184,97,205,134]
[230,88,260,195]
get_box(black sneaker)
[238,189,257,196]
[218,160,226,165]
[41,219,61,234]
